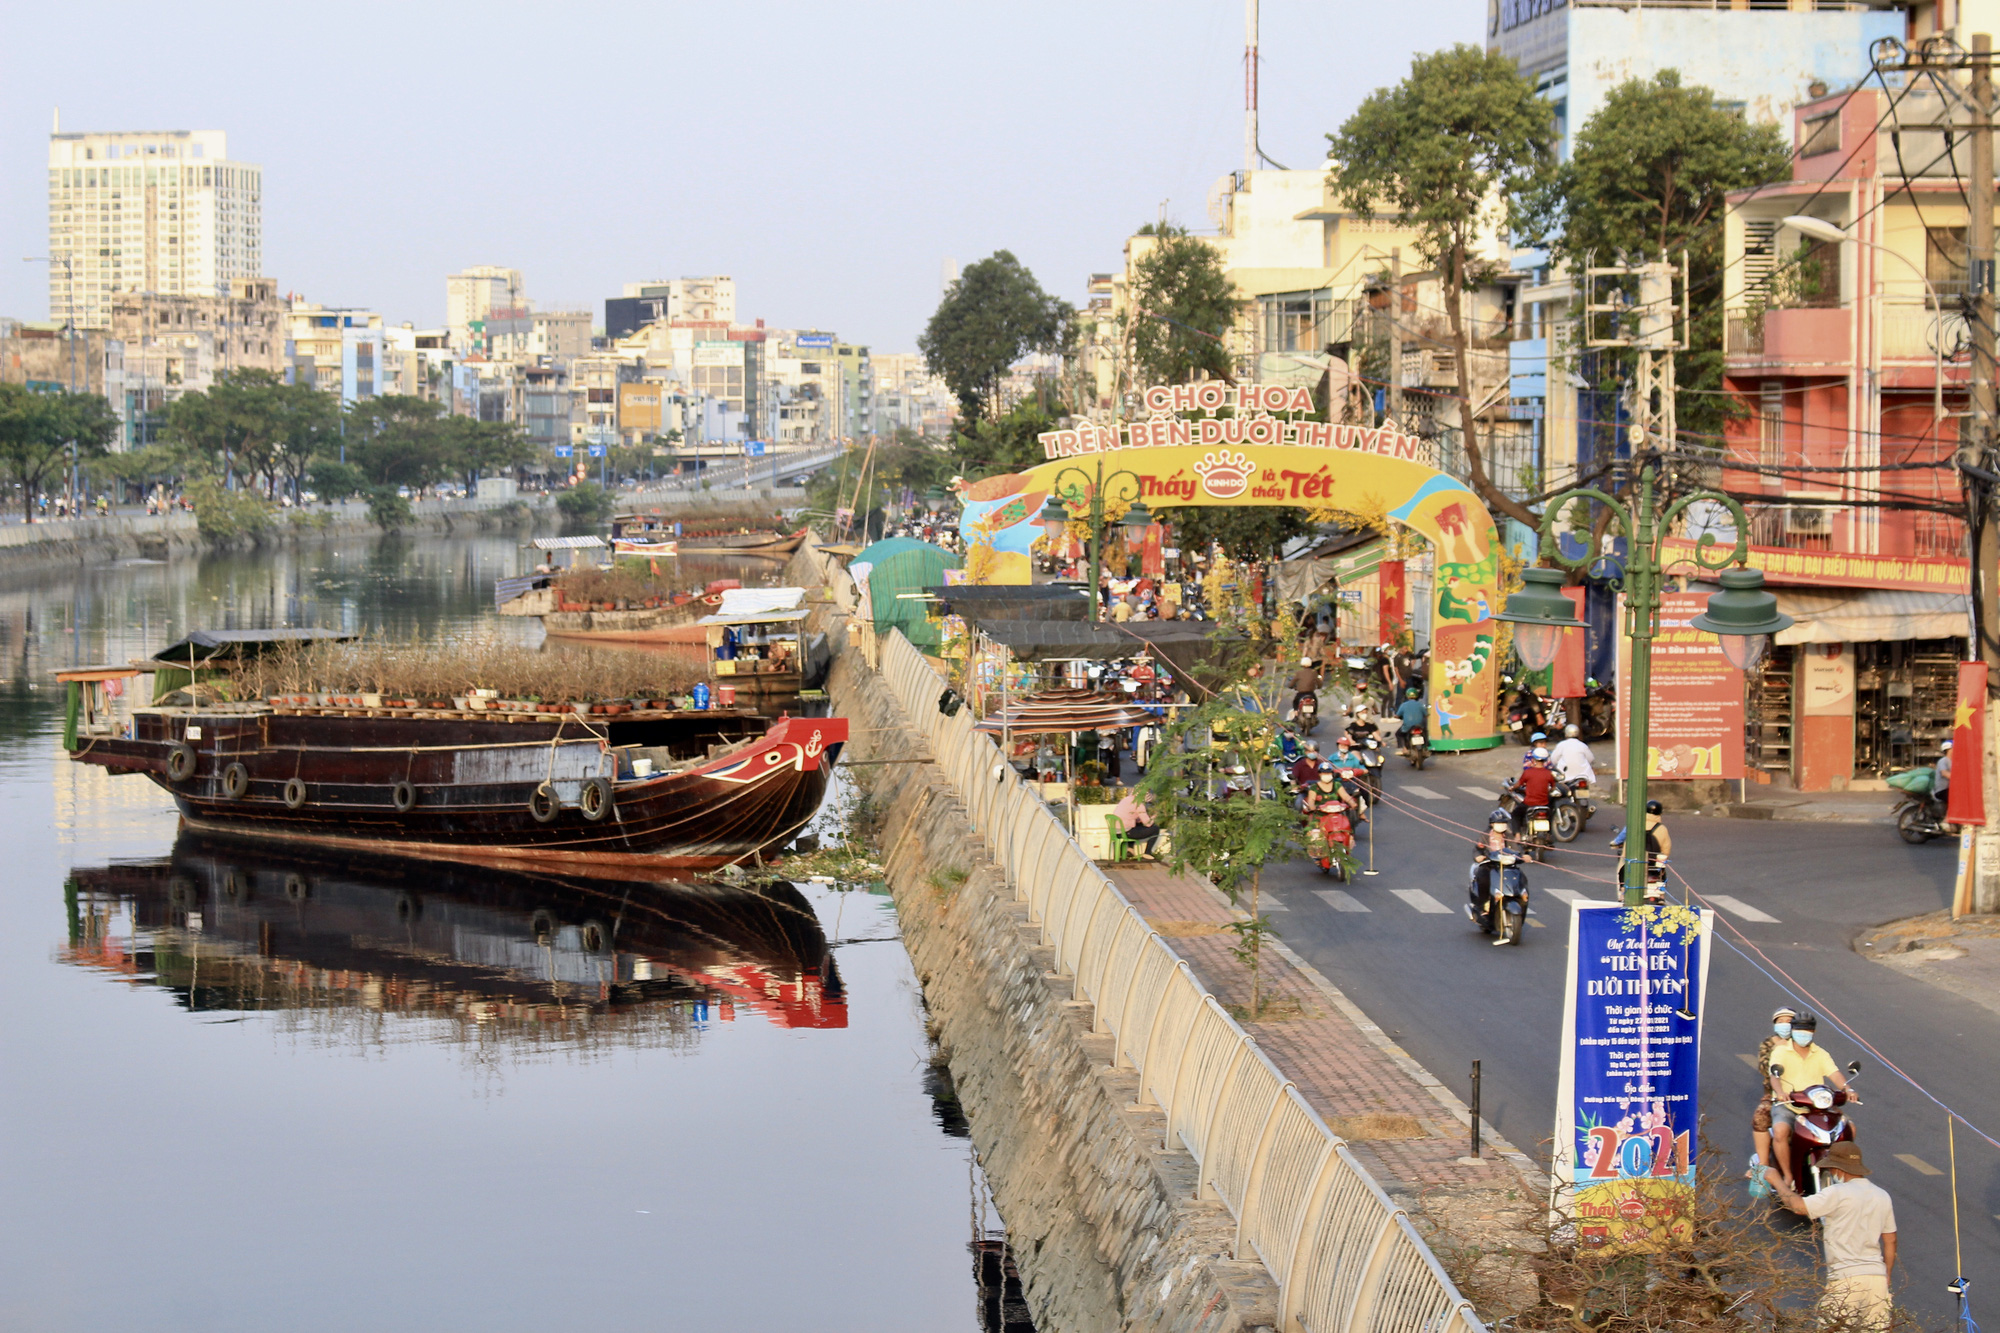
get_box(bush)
[184,475,273,541]
[556,481,616,529]
[365,486,413,531]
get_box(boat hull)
[74,712,845,872]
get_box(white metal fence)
[877,629,1483,1333]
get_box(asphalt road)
[1259,741,1990,1322]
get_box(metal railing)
[876,629,1483,1333]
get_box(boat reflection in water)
[60,835,845,1049]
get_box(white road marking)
[1543,887,1588,906]
[1260,892,1289,911]
[1315,889,1371,913]
[1459,786,1499,801]
[1895,1153,1944,1177]
[1736,1053,1761,1069]
[1707,894,1780,924]
[1391,889,1452,914]
[1402,784,1447,801]
[1528,918,1547,928]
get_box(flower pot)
[360,693,383,709]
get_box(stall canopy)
[968,618,1245,688]
[974,692,1159,735]
[851,538,961,649]
[1773,589,1970,646]
[926,584,1091,624]
[1275,529,1378,605]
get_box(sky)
[0,0,1481,353]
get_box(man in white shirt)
[1550,724,1596,785]
[1765,1141,1896,1331]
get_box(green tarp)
[855,540,961,650]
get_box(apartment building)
[445,267,523,353]
[46,128,262,331]
[604,276,736,339]
[0,323,132,444]
[483,306,592,365]
[869,352,955,436]
[285,300,385,404]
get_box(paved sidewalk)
[1105,861,1539,1227]
[1859,909,2000,1022]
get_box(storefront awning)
[1774,588,1970,645]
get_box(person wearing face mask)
[1765,1141,1897,1331]
[1750,1006,1798,1178]
[1767,1011,1851,1192]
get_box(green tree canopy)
[1127,227,1238,385]
[1328,44,1555,526]
[0,385,118,522]
[1156,505,1315,564]
[919,251,1070,422]
[344,396,453,492]
[1519,70,1792,444]
[163,369,299,494]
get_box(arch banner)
[953,386,1501,749]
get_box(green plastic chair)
[1105,813,1136,862]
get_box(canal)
[0,534,1029,1332]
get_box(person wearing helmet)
[1289,738,1321,790]
[1468,807,1520,935]
[1394,687,1427,745]
[1288,655,1321,728]
[1505,746,1557,831]
[1767,1011,1852,1192]
[1751,1006,1799,1179]
[1329,732,1368,783]
[1303,760,1360,818]
[1933,739,1953,817]
[1551,722,1597,787]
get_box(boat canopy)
[698,607,811,628]
[151,628,355,665]
[531,536,606,551]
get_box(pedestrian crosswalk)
[1390,889,1452,914]
[1298,880,1775,925]
[1314,889,1371,912]
[1401,784,1448,801]
[1459,786,1499,801]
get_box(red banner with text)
[1615,592,1746,781]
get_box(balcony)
[1726,307,1849,366]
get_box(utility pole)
[1244,0,1259,175]
[1969,34,2000,912]
[1389,248,1404,425]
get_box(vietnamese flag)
[1948,662,1988,827]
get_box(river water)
[0,534,1027,1332]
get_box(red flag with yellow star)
[1948,662,1987,827]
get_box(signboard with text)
[1554,902,1712,1251]
[1662,537,1968,594]
[1615,592,1746,780]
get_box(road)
[1258,740,1989,1321]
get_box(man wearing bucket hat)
[1765,1141,1897,1330]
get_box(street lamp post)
[1038,458,1152,622]
[1497,456,1791,906]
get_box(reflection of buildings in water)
[61,836,844,1053]
[55,750,178,848]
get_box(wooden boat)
[539,600,711,644]
[65,836,847,1030]
[60,665,846,873]
[674,527,808,557]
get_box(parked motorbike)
[1505,693,1547,745]
[1893,790,1950,845]
[1770,1059,1865,1198]
[1467,849,1530,945]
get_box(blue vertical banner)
[1553,901,1712,1251]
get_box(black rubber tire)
[221,762,250,799]
[1554,805,1582,843]
[283,777,308,810]
[579,919,610,953]
[166,742,198,783]
[391,780,417,813]
[1330,858,1347,884]
[1412,751,1427,771]
[284,873,309,903]
[530,909,559,942]
[1504,906,1525,944]
[1896,807,1933,844]
[579,776,614,822]
[528,782,560,823]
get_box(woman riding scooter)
[1468,809,1531,945]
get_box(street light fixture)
[1781,214,1947,422]
[1038,458,1147,621]
[1497,458,1791,905]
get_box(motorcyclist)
[1289,655,1321,722]
[1289,739,1321,791]
[1302,761,1361,818]
[1766,1011,1852,1192]
[1468,808,1521,942]
[1505,747,1558,831]
[1328,733,1369,787]
[1610,799,1673,901]
[1394,688,1426,748]
[1933,739,1954,819]
[1550,723,1597,786]
[1750,1006,1799,1181]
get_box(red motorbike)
[1307,805,1356,883]
[1770,1058,1864,1198]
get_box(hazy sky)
[1,1,1480,352]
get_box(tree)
[919,250,1070,421]
[344,396,453,493]
[555,481,616,530]
[1519,70,1791,444]
[1158,506,1315,564]
[0,385,118,522]
[1128,227,1239,385]
[948,398,1065,477]
[163,370,296,494]
[1328,44,1555,528]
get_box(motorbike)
[1467,849,1530,945]
[1893,789,1950,844]
[1499,786,1555,861]
[1505,695,1547,745]
[1353,737,1385,798]
[1402,725,1429,770]
[1306,804,1357,882]
[1770,1060,1865,1198]
[1607,826,1669,899]
[1549,778,1586,843]
[1293,692,1319,732]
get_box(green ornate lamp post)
[1496,459,1792,906]
[1038,460,1152,622]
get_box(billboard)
[693,341,743,368]
[796,333,834,349]
[1554,901,1712,1251]
[1615,591,1746,780]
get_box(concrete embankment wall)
[825,646,1277,1333]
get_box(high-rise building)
[604,276,736,339]
[445,266,524,351]
[46,128,262,331]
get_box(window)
[1926,225,1968,297]
[1759,382,1786,470]
[1800,114,1839,157]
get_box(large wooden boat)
[61,670,845,872]
[674,527,808,557]
[65,836,847,1030]
[538,600,711,644]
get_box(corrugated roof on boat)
[531,535,607,550]
[151,628,355,664]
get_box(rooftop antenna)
[1244,0,1259,174]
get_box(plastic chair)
[1105,813,1135,862]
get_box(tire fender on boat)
[528,782,561,823]
[579,776,614,821]
[391,780,418,812]
[166,742,198,783]
[221,762,250,799]
[283,777,308,809]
